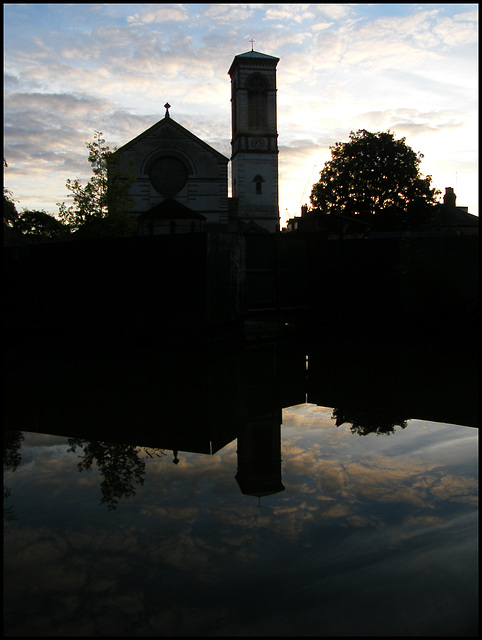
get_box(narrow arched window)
[253,174,264,195]
[247,74,268,130]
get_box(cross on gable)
[249,38,255,51]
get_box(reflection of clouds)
[283,403,334,430]
[283,448,319,473]
[141,505,199,522]
[431,474,478,506]
[4,417,478,637]
[315,461,345,494]
[403,514,444,528]
[7,527,67,566]
[5,528,87,605]
[280,414,477,524]
[5,524,182,635]
[153,528,216,579]
[146,604,236,637]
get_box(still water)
[3,329,478,636]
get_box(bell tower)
[228,48,280,232]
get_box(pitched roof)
[138,198,206,221]
[235,50,279,62]
[431,204,479,228]
[228,50,279,75]
[114,115,229,163]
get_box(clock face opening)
[149,156,188,196]
[251,136,265,150]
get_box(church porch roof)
[138,198,206,221]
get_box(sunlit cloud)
[126,5,190,26]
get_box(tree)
[4,430,24,472]
[3,158,18,228]
[309,130,440,230]
[3,159,23,245]
[4,159,69,244]
[13,209,69,242]
[58,131,136,237]
[3,191,18,230]
[67,438,146,510]
[332,407,407,436]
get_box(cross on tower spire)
[164,102,171,118]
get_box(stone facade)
[113,111,230,232]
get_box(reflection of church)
[113,49,280,234]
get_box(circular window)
[149,156,188,196]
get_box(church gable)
[114,111,229,227]
[117,115,228,165]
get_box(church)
[111,49,280,234]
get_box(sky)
[3,3,479,227]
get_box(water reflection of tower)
[235,418,285,497]
[235,344,285,497]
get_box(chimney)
[443,187,456,209]
[301,204,308,216]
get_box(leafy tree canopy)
[67,438,145,510]
[3,158,18,228]
[333,407,407,436]
[310,130,440,229]
[3,193,18,228]
[58,131,136,238]
[13,209,69,242]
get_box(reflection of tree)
[333,408,407,436]
[4,430,24,522]
[67,439,146,510]
[4,430,24,471]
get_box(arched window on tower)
[247,74,268,130]
[253,175,265,195]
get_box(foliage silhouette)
[67,438,147,510]
[309,130,440,231]
[58,131,136,238]
[3,159,21,244]
[13,209,69,242]
[3,191,17,228]
[3,430,24,472]
[332,407,407,436]
[3,430,24,523]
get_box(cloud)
[312,21,334,32]
[126,5,190,26]
[313,4,352,21]
[282,403,335,430]
[202,3,256,25]
[433,9,478,47]
[264,5,316,24]
[352,107,467,137]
